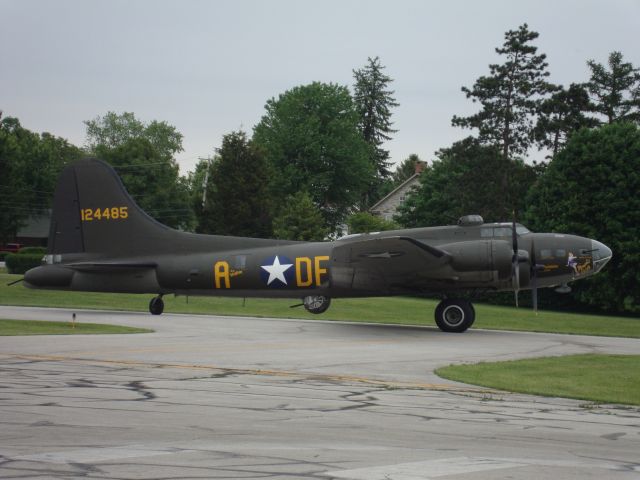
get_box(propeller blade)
[512,212,518,254]
[511,211,519,305]
[530,238,538,313]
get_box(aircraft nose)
[591,240,612,272]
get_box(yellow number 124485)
[80,207,129,222]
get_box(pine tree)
[534,83,598,157]
[587,51,640,124]
[353,56,399,179]
[451,24,555,159]
[204,131,273,238]
[272,191,328,241]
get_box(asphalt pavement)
[0,305,639,479]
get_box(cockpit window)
[493,227,512,237]
[481,225,529,238]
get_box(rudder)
[48,158,171,256]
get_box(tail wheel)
[149,296,164,315]
[303,295,331,314]
[435,298,474,332]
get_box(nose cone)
[591,240,612,273]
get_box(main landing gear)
[303,295,331,314]
[434,298,475,333]
[149,295,164,315]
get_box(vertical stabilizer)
[48,158,171,256]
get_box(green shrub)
[5,253,44,274]
[18,246,47,255]
[0,252,8,261]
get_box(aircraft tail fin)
[47,158,173,256]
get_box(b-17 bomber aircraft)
[23,159,612,332]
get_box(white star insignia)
[261,256,293,285]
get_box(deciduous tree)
[396,137,537,227]
[346,212,398,234]
[525,123,640,313]
[84,112,193,230]
[0,115,81,242]
[253,82,373,231]
[85,111,183,162]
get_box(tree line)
[1,24,639,313]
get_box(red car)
[0,243,23,253]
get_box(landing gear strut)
[303,295,331,314]
[434,298,475,333]
[149,295,164,315]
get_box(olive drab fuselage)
[23,159,612,331]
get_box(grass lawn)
[436,354,640,406]
[0,318,152,336]
[1,273,639,338]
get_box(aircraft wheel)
[149,296,164,315]
[435,298,474,332]
[303,295,331,314]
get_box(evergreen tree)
[534,83,599,157]
[353,56,399,180]
[451,24,555,158]
[587,51,640,124]
[204,131,273,238]
[272,191,328,241]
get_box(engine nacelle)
[442,240,513,277]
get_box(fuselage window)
[233,255,247,270]
[540,249,553,259]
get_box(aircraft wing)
[331,236,450,291]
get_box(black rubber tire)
[149,296,164,315]
[303,295,331,314]
[434,298,475,332]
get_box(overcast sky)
[2,0,639,173]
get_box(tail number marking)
[81,207,129,222]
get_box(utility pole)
[199,156,214,209]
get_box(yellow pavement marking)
[3,353,493,393]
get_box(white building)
[369,162,425,221]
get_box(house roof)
[369,173,421,212]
